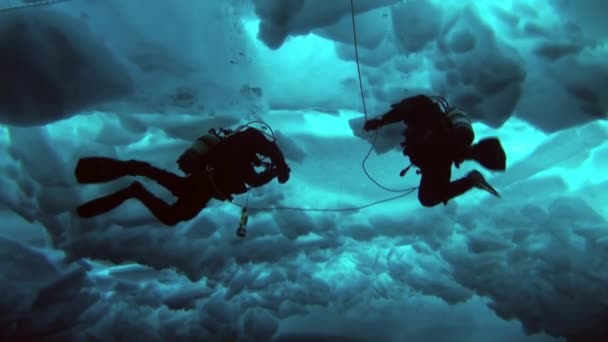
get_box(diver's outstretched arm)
[364,95,437,130]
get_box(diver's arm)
[240,128,290,184]
[364,95,436,130]
[366,107,406,129]
[244,168,276,187]
[241,129,289,169]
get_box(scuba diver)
[74,123,291,226]
[363,94,507,207]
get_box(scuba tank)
[445,108,506,171]
[445,108,475,167]
[176,133,221,175]
[445,108,473,136]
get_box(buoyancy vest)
[403,108,473,168]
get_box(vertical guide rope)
[350,0,417,193]
[350,0,369,122]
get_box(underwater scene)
[1,0,607,341]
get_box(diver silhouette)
[364,94,507,207]
[74,126,291,225]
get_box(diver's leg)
[78,180,189,226]
[75,157,131,184]
[420,169,498,207]
[444,177,475,202]
[76,182,143,218]
[128,182,183,226]
[75,157,188,196]
[418,165,452,207]
[418,156,480,207]
[123,160,189,197]
[419,166,478,207]
[77,179,212,225]
[132,178,213,226]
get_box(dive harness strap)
[203,165,232,202]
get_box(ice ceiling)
[1,0,606,130]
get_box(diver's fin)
[467,170,500,198]
[76,184,137,218]
[465,137,506,171]
[75,157,130,184]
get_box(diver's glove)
[363,119,382,132]
[276,165,291,184]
